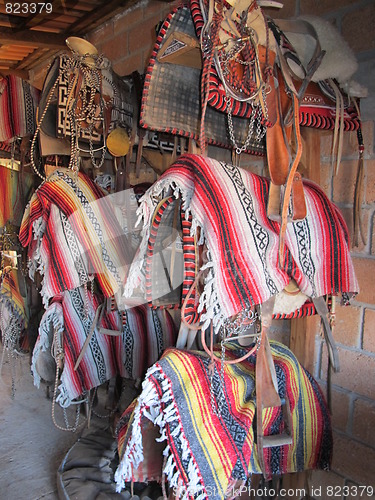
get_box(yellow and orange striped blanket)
[115,341,332,499]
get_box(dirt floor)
[0,347,134,500]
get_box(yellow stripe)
[168,351,233,495]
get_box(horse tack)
[193,0,273,155]
[193,0,362,247]
[139,4,266,156]
[193,0,312,254]
[34,42,138,179]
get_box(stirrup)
[255,298,293,477]
[260,397,293,449]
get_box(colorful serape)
[31,289,177,404]
[142,306,177,368]
[32,288,120,405]
[115,342,332,498]
[0,75,39,142]
[0,268,28,351]
[19,168,132,306]
[0,267,27,327]
[126,154,358,329]
[0,164,35,227]
[111,306,147,382]
[113,306,177,381]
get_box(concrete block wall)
[87,0,178,77]
[88,0,375,494]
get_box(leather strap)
[291,171,307,221]
[200,321,259,365]
[328,78,345,175]
[255,296,282,476]
[353,125,365,247]
[312,296,340,372]
[74,302,104,371]
[278,92,303,265]
[274,18,322,83]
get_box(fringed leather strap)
[353,124,365,247]
[328,78,345,175]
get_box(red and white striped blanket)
[32,289,177,406]
[126,154,358,328]
[19,168,132,307]
[0,75,39,142]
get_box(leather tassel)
[353,125,365,247]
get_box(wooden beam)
[0,27,69,49]
[0,68,29,79]
[0,14,27,29]
[14,47,51,70]
[21,49,58,71]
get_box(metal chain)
[31,51,117,180]
[226,95,256,155]
[227,94,267,155]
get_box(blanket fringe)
[115,365,206,498]
[199,248,225,331]
[124,176,193,299]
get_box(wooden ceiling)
[0,0,141,80]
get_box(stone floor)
[0,347,139,500]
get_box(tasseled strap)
[353,123,365,247]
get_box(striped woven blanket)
[126,154,358,328]
[115,342,332,498]
[112,304,177,382]
[0,75,39,142]
[32,288,120,405]
[31,288,177,405]
[0,268,27,327]
[0,164,35,227]
[19,168,132,306]
[0,268,28,352]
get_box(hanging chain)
[226,93,267,156]
[63,52,116,172]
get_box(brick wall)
[87,0,179,76]
[75,0,375,494]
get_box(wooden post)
[283,127,322,497]
[289,127,321,373]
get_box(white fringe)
[115,373,159,492]
[123,175,194,299]
[198,246,226,331]
[115,365,206,498]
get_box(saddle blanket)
[125,154,358,329]
[115,342,332,499]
